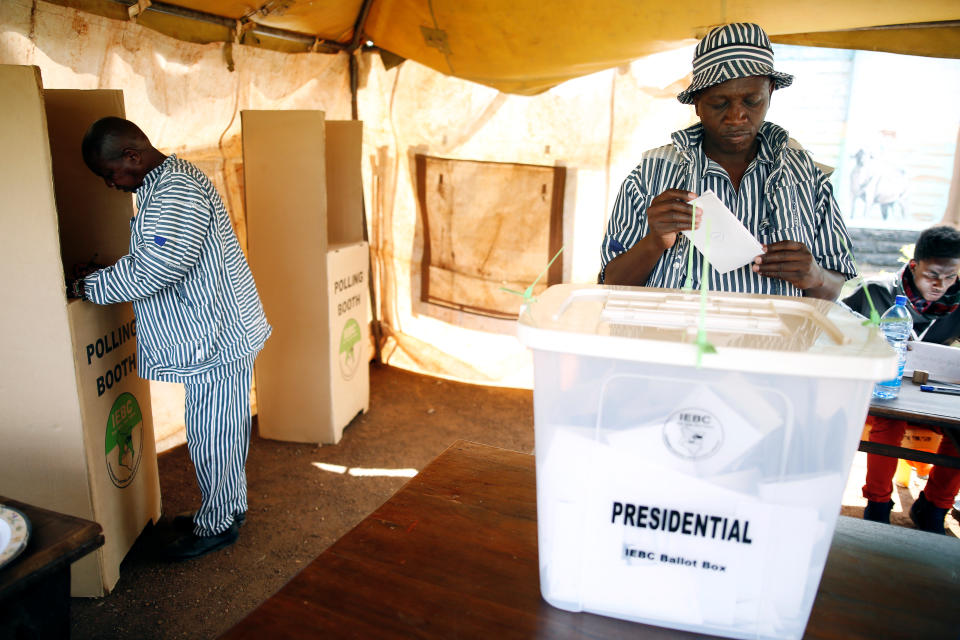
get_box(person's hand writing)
[646,189,700,251]
[752,240,824,290]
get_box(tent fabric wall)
[353,47,701,385]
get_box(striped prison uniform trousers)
[184,358,255,536]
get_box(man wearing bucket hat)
[600,23,855,299]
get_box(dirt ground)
[69,363,959,639]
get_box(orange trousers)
[862,416,960,509]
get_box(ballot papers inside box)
[517,284,896,640]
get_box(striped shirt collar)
[137,154,176,195]
[670,121,788,166]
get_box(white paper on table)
[904,341,960,383]
[681,189,764,274]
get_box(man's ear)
[121,147,141,165]
[909,259,917,271]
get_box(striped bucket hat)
[677,23,793,104]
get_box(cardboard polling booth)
[242,113,369,444]
[518,284,896,640]
[0,65,161,596]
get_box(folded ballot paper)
[681,190,763,274]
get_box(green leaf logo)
[338,318,363,380]
[105,392,143,488]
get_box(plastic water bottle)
[873,295,913,400]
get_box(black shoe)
[863,500,894,524]
[172,510,246,533]
[162,522,239,561]
[909,491,947,535]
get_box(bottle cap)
[895,295,908,306]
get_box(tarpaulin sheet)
[42,0,960,94]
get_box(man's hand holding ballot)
[752,240,845,299]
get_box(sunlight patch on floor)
[312,462,418,478]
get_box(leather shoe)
[863,500,894,524]
[172,510,246,533]
[909,491,947,535]
[162,522,239,561]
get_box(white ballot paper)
[904,340,960,383]
[681,190,763,274]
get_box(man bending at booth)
[600,23,855,297]
[68,117,272,560]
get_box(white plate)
[0,504,31,570]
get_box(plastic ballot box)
[516,284,896,640]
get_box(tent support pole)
[349,2,385,363]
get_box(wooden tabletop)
[869,379,960,430]
[222,441,960,640]
[866,380,960,468]
[0,495,104,600]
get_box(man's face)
[90,150,146,193]
[910,257,960,302]
[694,76,773,156]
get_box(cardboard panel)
[0,65,92,520]
[327,242,370,442]
[241,110,333,443]
[325,121,364,246]
[1,67,161,596]
[44,90,133,271]
[45,87,161,595]
[67,300,161,594]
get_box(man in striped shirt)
[600,23,855,299]
[69,117,272,560]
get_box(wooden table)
[223,441,960,640]
[864,380,960,469]
[0,495,104,639]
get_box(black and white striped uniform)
[600,122,856,294]
[84,155,271,535]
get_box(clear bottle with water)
[873,295,913,400]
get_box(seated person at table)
[843,225,960,534]
[599,23,856,298]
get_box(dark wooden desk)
[0,496,104,639]
[864,380,960,469]
[223,441,960,640]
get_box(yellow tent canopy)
[47,0,960,94]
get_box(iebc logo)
[105,392,144,488]
[338,318,362,380]
[662,408,723,460]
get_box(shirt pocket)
[174,272,222,340]
[758,178,816,247]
